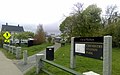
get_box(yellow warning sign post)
[3,31,11,43]
[4,39,10,43]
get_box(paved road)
[13,43,61,74]
[0,51,23,75]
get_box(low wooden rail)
[3,44,21,59]
[36,54,83,75]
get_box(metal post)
[23,50,28,65]
[36,54,44,74]
[103,36,112,75]
[70,37,76,69]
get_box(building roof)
[1,23,24,32]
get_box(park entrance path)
[0,51,23,75]
[13,43,61,74]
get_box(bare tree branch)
[71,2,84,15]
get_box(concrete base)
[83,71,100,75]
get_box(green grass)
[22,43,53,56]
[0,48,16,59]
[25,67,47,75]
[45,44,103,75]
[25,44,120,75]
[112,48,120,75]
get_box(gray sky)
[0,0,120,34]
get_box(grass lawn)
[22,43,53,56]
[25,44,120,75]
[0,48,16,59]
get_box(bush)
[0,36,4,48]
[34,25,46,45]
[48,36,52,43]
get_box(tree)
[34,24,45,44]
[14,31,34,45]
[47,36,52,43]
[60,16,74,37]
[23,31,34,38]
[105,5,118,24]
[81,4,102,36]
[71,2,84,15]
[101,5,120,47]
[14,33,24,45]
[60,2,84,40]
[59,4,102,38]
[114,22,120,47]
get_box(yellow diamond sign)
[3,31,11,39]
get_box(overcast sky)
[0,0,120,34]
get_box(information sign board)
[74,37,103,60]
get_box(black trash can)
[28,40,33,47]
[46,46,54,61]
[61,42,65,47]
[61,40,65,47]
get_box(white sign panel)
[75,44,85,54]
